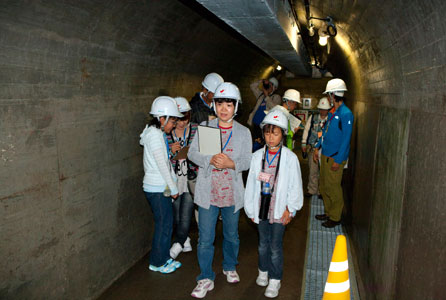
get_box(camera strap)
[260,145,282,195]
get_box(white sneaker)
[191,279,214,298]
[183,236,192,252]
[265,279,281,298]
[223,270,240,283]
[169,242,183,259]
[256,269,268,286]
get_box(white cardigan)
[244,146,303,224]
[139,125,178,195]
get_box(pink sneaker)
[191,279,214,298]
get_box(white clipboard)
[197,125,221,155]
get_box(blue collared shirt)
[317,103,354,164]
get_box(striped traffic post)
[322,235,350,299]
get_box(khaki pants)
[319,154,346,222]
[307,147,319,195]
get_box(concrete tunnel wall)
[0,1,275,299]
[296,0,446,299]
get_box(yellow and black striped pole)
[323,235,350,300]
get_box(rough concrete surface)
[0,1,273,299]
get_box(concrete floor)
[98,153,310,300]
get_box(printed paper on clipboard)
[288,114,301,132]
[197,125,222,155]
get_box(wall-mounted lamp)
[318,28,328,46]
[308,16,337,38]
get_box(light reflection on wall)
[334,28,365,118]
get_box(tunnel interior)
[1,0,445,299]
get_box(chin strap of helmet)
[213,100,239,123]
[156,115,170,130]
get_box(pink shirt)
[210,126,235,207]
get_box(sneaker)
[191,279,214,298]
[265,279,281,298]
[223,270,240,283]
[170,242,183,259]
[183,237,192,252]
[166,258,181,269]
[148,259,179,274]
[256,269,268,286]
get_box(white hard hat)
[323,78,347,96]
[202,72,224,93]
[174,97,191,112]
[282,89,301,103]
[214,82,242,103]
[213,82,242,120]
[260,110,288,131]
[150,96,183,118]
[269,77,279,89]
[317,97,332,109]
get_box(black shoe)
[322,219,341,228]
[315,214,329,221]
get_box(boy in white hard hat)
[190,72,224,125]
[248,77,282,150]
[244,110,303,298]
[269,88,304,149]
[301,97,331,197]
[313,78,354,228]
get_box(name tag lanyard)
[219,125,233,152]
[260,145,282,193]
[321,111,337,146]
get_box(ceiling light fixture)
[276,65,282,71]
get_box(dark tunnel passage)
[0,1,445,299]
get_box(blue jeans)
[145,192,173,267]
[258,220,285,280]
[197,205,240,281]
[172,192,194,246]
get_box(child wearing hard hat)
[166,97,199,261]
[188,82,252,298]
[268,88,305,150]
[139,96,183,274]
[190,72,224,125]
[244,110,304,298]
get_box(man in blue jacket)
[313,79,353,228]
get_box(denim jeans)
[145,192,173,267]
[258,220,286,280]
[197,205,240,281]
[172,192,194,246]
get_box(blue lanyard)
[266,149,281,167]
[219,125,233,152]
[173,126,187,145]
[200,93,212,109]
[163,133,170,159]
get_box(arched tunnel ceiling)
[196,0,312,76]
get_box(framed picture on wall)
[302,98,312,109]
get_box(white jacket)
[244,146,303,224]
[139,125,178,195]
